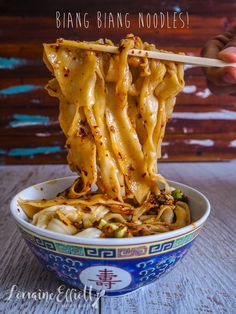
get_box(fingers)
[207,80,236,95]
[201,29,235,59]
[206,66,236,85]
[201,38,225,59]
[201,26,236,94]
[216,33,236,84]
[201,26,236,58]
[204,66,236,96]
[218,46,236,62]
[218,27,236,61]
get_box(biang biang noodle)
[19,34,190,238]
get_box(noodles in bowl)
[11,34,211,296]
[10,176,210,296]
[18,34,190,238]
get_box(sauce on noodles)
[19,34,190,238]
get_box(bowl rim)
[10,176,211,245]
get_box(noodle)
[19,34,190,238]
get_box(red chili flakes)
[137,113,142,119]
[110,125,115,133]
[118,152,122,160]
[50,44,60,52]
[54,44,60,52]
[142,173,147,178]
[78,127,87,138]
[63,67,70,77]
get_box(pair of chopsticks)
[56,40,236,68]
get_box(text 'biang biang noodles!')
[19,34,191,238]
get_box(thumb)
[217,38,236,83]
[218,39,236,62]
[206,66,236,85]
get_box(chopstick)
[56,40,236,68]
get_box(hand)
[201,26,236,95]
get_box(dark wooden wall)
[0,0,236,164]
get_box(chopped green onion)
[171,188,183,200]
[98,219,107,229]
[114,226,127,238]
[109,223,119,231]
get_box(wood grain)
[0,1,236,17]
[0,0,236,163]
[0,163,235,313]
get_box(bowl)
[10,176,210,296]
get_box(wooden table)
[0,162,236,313]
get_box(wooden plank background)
[0,0,236,164]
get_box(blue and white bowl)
[10,176,210,296]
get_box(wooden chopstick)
[55,40,236,68]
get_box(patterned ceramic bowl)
[10,176,210,296]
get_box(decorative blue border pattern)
[18,224,200,260]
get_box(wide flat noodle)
[43,35,184,203]
[18,35,190,238]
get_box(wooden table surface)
[0,162,236,313]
